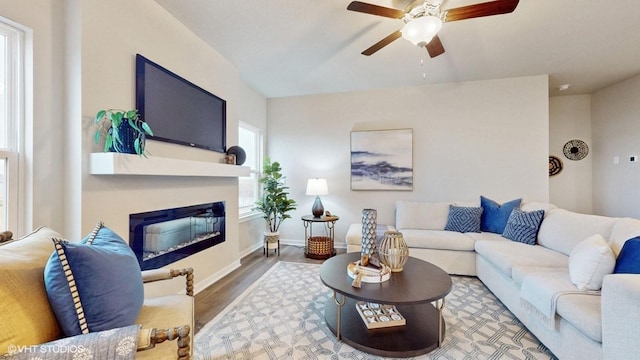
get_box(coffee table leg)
[332,291,346,340]
[437,298,446,346]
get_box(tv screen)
[135,54,226,153]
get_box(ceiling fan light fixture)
[401,15,442,47]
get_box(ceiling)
[155,0,640,98]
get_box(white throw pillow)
[395,201,451,230]
[569,234,616,290]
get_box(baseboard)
[193,259,241,295]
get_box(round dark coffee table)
[320,253,452,357]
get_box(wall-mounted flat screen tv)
[136,54,226,153]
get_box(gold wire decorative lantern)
[378,231,409,272]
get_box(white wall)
[267,75,550,246]
[77,0,266,295]
[236,82,268,255]
[592,74,640,218]
[549,95,592,213]
[0,0,66,235]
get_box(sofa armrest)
[602,274,640,360]
[141,268,194,296]
[137,325,191,360]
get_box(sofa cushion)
[520,201,557,214]
[609,217,640,256]
[345,223,396,246]
[395,201,451,230]
[400,229,476,251]
[511,265,569,286]
[502,209,544,245]
[44,222,144,336]
[613,237,640,274]
[444,205,482,233]
[0,227,63,354]
[475,240,568,279]
[556,293,603,343]
[537,209,617,256]
[480,196,521,234]
[464,231,507,242]
[569,234,616,290]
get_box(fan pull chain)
[421,58,427,80]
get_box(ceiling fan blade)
[445,0,519,22]
[362,30,402,56]
[347,1,405,19]
[426,35,445,58]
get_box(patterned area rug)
[194,261,557,360]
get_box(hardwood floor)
[194,244,346,334]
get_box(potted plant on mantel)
[254,157,297,252]
[94,109,154,157]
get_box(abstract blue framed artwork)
[351,129,413,191]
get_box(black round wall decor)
[549,156,563,176]
[562,139,589,161]
[226,146,246,165]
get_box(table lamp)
[306,178,329,218]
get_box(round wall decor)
[562,139,589,161]
[549,156,563,176]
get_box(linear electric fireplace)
[130,202,225,270]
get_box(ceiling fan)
[347,0,519,57]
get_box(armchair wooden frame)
[138,267,194,360]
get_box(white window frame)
[0,18,25,233]
[238,121,263,220]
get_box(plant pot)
[110,119,138,154]
[264,231,279,250]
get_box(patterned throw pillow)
[502,208,545,245]
[444,205,483,233]
[480,196,522,233]
[44,222,144,336]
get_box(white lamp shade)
[306,178,329,196]
[401,16,442,47]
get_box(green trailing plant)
[94,109,154,156]
[254,157,297,233]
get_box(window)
[238,122,262,217]
[0,18,25,232]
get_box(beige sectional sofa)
[346,200,640,360]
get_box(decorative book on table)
[355,301,406,329]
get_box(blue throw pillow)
[502,209,544,245]
[44,222,144,336]
[614,237,640,274]
[480,196,522,234]
[444,205,483,233]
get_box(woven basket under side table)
[306,236,334,259]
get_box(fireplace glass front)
[130,202,225,270]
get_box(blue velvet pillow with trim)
[614,237,640,274]
[444,205,483,233]
[502,208,544,245]
[44,222,144,336]
[480,196,522,234]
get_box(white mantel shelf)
[90,153,250,177]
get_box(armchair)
[137,268,194,359]
[0,226,194,359]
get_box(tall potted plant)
[94,109,153,156]
[254,157,297,248]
